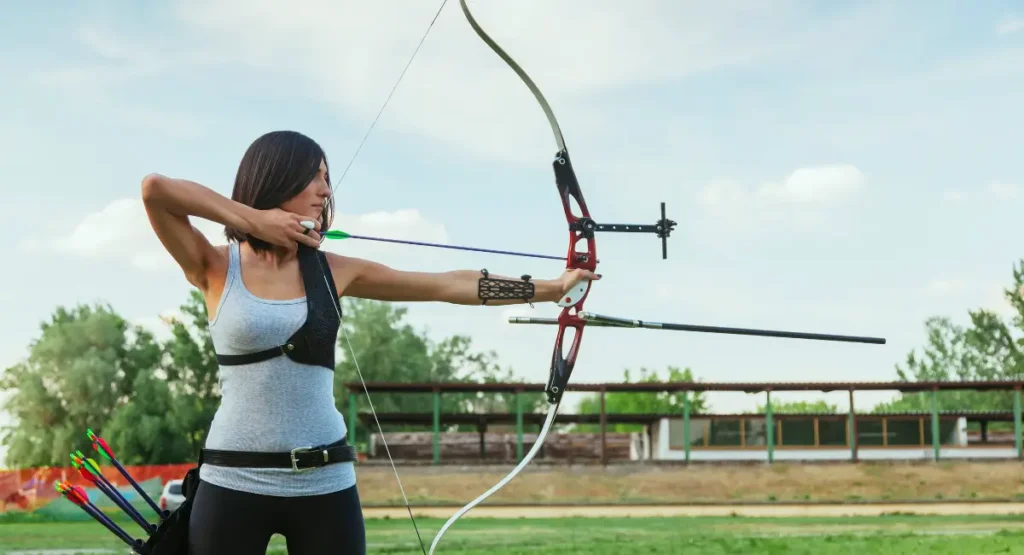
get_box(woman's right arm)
[141,174,324,290]
[141,174,258,290]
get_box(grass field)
[4,513,1024,554]
[5,462,1024,553]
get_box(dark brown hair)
[224,130,334,253]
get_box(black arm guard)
[478,269,536,306]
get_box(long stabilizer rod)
[509,311,886,345]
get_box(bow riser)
[554,150,597,268]
[550,146,594,405]
[548,314,585,404]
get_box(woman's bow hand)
[555,268,601,300]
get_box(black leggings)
[188,480,366,554]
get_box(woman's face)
[280,159,331,220]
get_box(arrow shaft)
[509,312,886,345]
[92,475,154,533]
[109,458,163,517]
[63,491,138,547]
[78,458,152,530]
[84,501,138,546]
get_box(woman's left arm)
[332,254,598,305]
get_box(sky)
[1,1,1023,464]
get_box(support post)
[766,390,774,464]
[848,389,858,462]
[647,423,654,461]
[600,386,608,465]
[683,391,691,464]
[433,387,441,465]
[930,388,941,461]
[516,389,524,461]
[1014,386,1022,460]
[478,417,487,459]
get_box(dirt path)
[356,461,1024,506]
[364,502,1024,519]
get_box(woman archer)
[141,129,598,554]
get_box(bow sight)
[569,201,677,260]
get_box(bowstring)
[332,0,451,194]
[320,2,451,553]
[316,256,427,554]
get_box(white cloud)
[325,208,451,260]
[23,1,898,166]
[653,277,751,318]
[700,164,865,208]
[76,24,151,63]
[19,199,454,273]
[171,0,760,165]
[695,164,866,237]
[981,284,1017,317]
[756,165,865,204]
[132,308,188,342]
[924,279,965,297]
[333,209,449,242]
[698,179,750,207]
[940,191,967,203]
[997,17,1024,36]
[989,182,1020,199]
[18,198,220,270]
[321,208,474,273]
[939,183,1020,204]
[920,281,1016,318]
[119,107,204,138]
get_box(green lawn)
[2,514,1024,554]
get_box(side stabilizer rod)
[509,311,886,345]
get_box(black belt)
[200,437,357,472]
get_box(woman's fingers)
[289,227,322,248]
[292,219,322,247]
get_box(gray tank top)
[201,242,355,496]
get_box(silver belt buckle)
[290,446,329,472]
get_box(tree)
[1,292,541,466]
[0,304,162,467]
[336,298,537,445]
[102,371,193,465]
[158,290,222,460]
[877,262,1024,413]
[574,366,708,433]
[427,335,543,415]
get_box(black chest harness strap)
[215,244,342,370]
